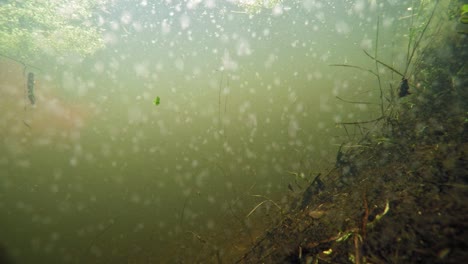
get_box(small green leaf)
[462,4,468,14]
[153,96,160,106]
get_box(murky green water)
[0,0,448,263]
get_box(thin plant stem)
[335,96,379,105]
[246,195,282,218]
[330,64,378,77]
[406,0,416,74]
[337,116,385,125]
[374,16,384,117]
[363,50,405,78]
[404,0,439,76]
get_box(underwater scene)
[0,0,467,263]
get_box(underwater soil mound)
[237,95,467,263]
[236,21,468,264]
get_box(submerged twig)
[354,233,363,264]
[187,231,208,244]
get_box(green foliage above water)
[0,0,107,63]
[234,0,283,14]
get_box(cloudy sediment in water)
[0,0,445,262]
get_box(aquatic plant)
[330,0,443,144]
[246,194,284,218]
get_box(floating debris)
[153,96,160,106]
